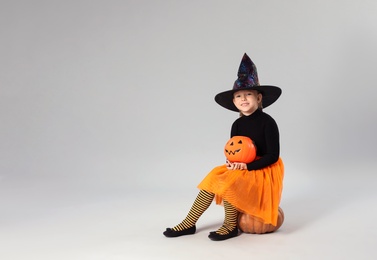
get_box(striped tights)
[172,190,238,234]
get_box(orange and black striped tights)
[172,190,238,235]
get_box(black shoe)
[163,225,196,237]
[208,227,238,241]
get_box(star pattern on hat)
[234,53,260,89]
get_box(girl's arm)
[246,119,280,170]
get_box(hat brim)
[214,85,282,112]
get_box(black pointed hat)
[215,53,281,112]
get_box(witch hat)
[215,53,281,111]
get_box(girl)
[163,53,284,241]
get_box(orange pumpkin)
[238,207,284,234]
[224,136,256,163]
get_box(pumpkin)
[238,207,284,234]
[224,136,256,163]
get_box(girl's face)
[233,90,262,116]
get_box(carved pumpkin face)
[224,136,256,163]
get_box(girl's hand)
[226,160,233,170]
[226,160,247,170]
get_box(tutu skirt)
[197,158,284,226]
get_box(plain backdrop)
[1,0,377,259]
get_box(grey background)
[1,0,376,259]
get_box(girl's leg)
[163,190,214,237]
[217,200,238,234]
[173,190,214,231]
[208,200,238,240]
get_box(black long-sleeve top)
[230,109,280,171]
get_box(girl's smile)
[233,90,262,115]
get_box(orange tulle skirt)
[197,158,284,226]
